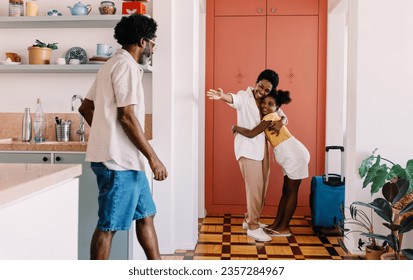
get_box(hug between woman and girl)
[207,69,310,242]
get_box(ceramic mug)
[5,52,21,62]
[96,44,113,57]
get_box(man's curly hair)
[114,14,158,47]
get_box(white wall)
[326,0,347,175]
[330,0,413,254]
[152,0,200,253]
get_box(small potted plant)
[28,39,58,64]
[337,202,387,259]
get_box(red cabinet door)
[264,15,319,214]
[267,0,319,15]
[209,16,266,212]
[215,0,266,16]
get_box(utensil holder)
[55,123,71,142]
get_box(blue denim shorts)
[90,162,156,231]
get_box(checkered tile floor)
[161,214,346,260]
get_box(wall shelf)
[0,63,152,73]
[0,15,122,29]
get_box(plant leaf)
[405,160,413,193]
[388,164,406,179]
[392,179,410,204]
[361,157,383,189]
[382,182,399,203]
[399,201,413,216]
[338,238,349,254]
[399,215,413,234]
[401,249,413,260]
[359,155,375,178]
[370,166,389,194]
[370,198,393,223]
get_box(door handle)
[55,156,61,162]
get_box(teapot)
[67,2,92,16]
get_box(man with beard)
[79,14,168,260]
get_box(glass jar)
[99,1,116,15]
[9,0,24,17]
[26,0,38,16]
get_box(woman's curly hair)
[114,14,158,47]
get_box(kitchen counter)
[0,163,82,208]
[0,138,88,152]
[0,112,152,152]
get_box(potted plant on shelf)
[355,150,413,260]
[28,39,58,64]
[336,202,387,260]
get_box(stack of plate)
[88,55,110,64]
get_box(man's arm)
[78,98,94,126]
[232,120,271,138]
[118,105,168,181]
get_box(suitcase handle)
[325,146,344,182]
[326,146,344,152]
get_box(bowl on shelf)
[99,1,116,15]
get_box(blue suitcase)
[310,146,345,229]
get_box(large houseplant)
[28,39,58,64]
[356,150,413,260]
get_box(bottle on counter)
[21,107,32,142]
[9,0,24,17]
[25,0,38,16]
[34,98,45,142]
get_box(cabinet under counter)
[0,163,81,260]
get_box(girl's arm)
[232,120,272,138]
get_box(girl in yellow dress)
[232,90,310,237]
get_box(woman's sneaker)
[242,221,267,230]
[247,228,272,242]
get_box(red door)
[205,0,327,215]
[210,16,266,213]
[264,15,319,214]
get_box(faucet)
[71,94,85,142]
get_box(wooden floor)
[161,214,346,260]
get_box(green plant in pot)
[28,39,58,64]
[356,150,413,260]
[337,203,387,259]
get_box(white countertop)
[0,163,82,208]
